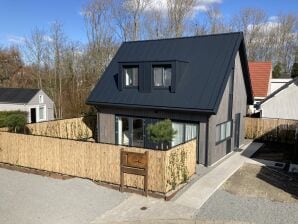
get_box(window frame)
[39,95,44,104]
[216,120,233,145]
[152,64,172,89]
[123,65,139,88]
[38,105,46,121]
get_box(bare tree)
[230,8,268,60]
[50,22,66,119]
[143,7,168,39]
[112,0,151,41]
[166,0,195,37]
[24,28,49,89]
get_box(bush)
[0,111,27,128]
[147,119,177,150]
[5,114,27,133]
[0,111,27,132]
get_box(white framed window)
[39,106,46,121]
[216,120,232,143]
[39,95,44,103]
[124,67,138,87]
[153,66,172,87]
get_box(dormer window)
[153,65,172,87]
[124,66,138,87]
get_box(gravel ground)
[196,189,298,224]
[0,168,128,224]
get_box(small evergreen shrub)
[147,119,177,150]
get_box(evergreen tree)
[272,62,282,78]
[147,119,177,150]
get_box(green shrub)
[0,111,27,128]
[147,119,177,150]
[0,111,27,132]
[5,114,27,132]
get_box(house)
[270,78,292,93]
[0,88,54,123]
[86,32,253,166]
[248,62,272,113]
[259,77,298,120]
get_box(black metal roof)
[0,88,40,104]
[87,32,253,114]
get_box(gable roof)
[0,88,40,104]
[87,32,253,114]
[248,62,272,98]
[260,77,298,105]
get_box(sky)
[0,0,297,47]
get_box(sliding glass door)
[117,117,129,146]
[132,118,144,147]
[116,116,144,147]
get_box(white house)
[270,78,292,93]
[260,77,298,120]
[0,88,54,123]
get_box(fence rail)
[0,131,196,194]
[245,117,298,144]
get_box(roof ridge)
[123,32,243,44]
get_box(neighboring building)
[259,77,298,120]
[87,32,253,166]
[248,62,272,113]
[270,78,292,93]
[0,88,54,123]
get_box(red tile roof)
[248,62,272,97]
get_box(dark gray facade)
[95,51,248,167]
[87,33,253,167]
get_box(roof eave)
[86,101,215,114]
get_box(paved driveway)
[0,168,128,224]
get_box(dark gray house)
[87,32,253,166]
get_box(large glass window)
[132,119,144,147]
[172,122,184,147]
[185,124,197,141]
[153,66,171,87]
[116,117,144,147]
[124,67,138,87]
[216,121,232,143]
[117,117,129,146]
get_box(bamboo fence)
[245,117,298,143]
[0,132,196,194]
[25,116,96,140]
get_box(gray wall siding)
[232,52,247,147]
[207,52,248,165]
[28,90,55,121]
[207,75,230,165]
[98,112,115,144]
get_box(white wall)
[270,78,292,94]
[261,80,298,120]
[28,90,54,122]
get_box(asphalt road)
[0,168,128,224]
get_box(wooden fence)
[245,117,298,144]
[25,116,96,140]
[0,132,196,194]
